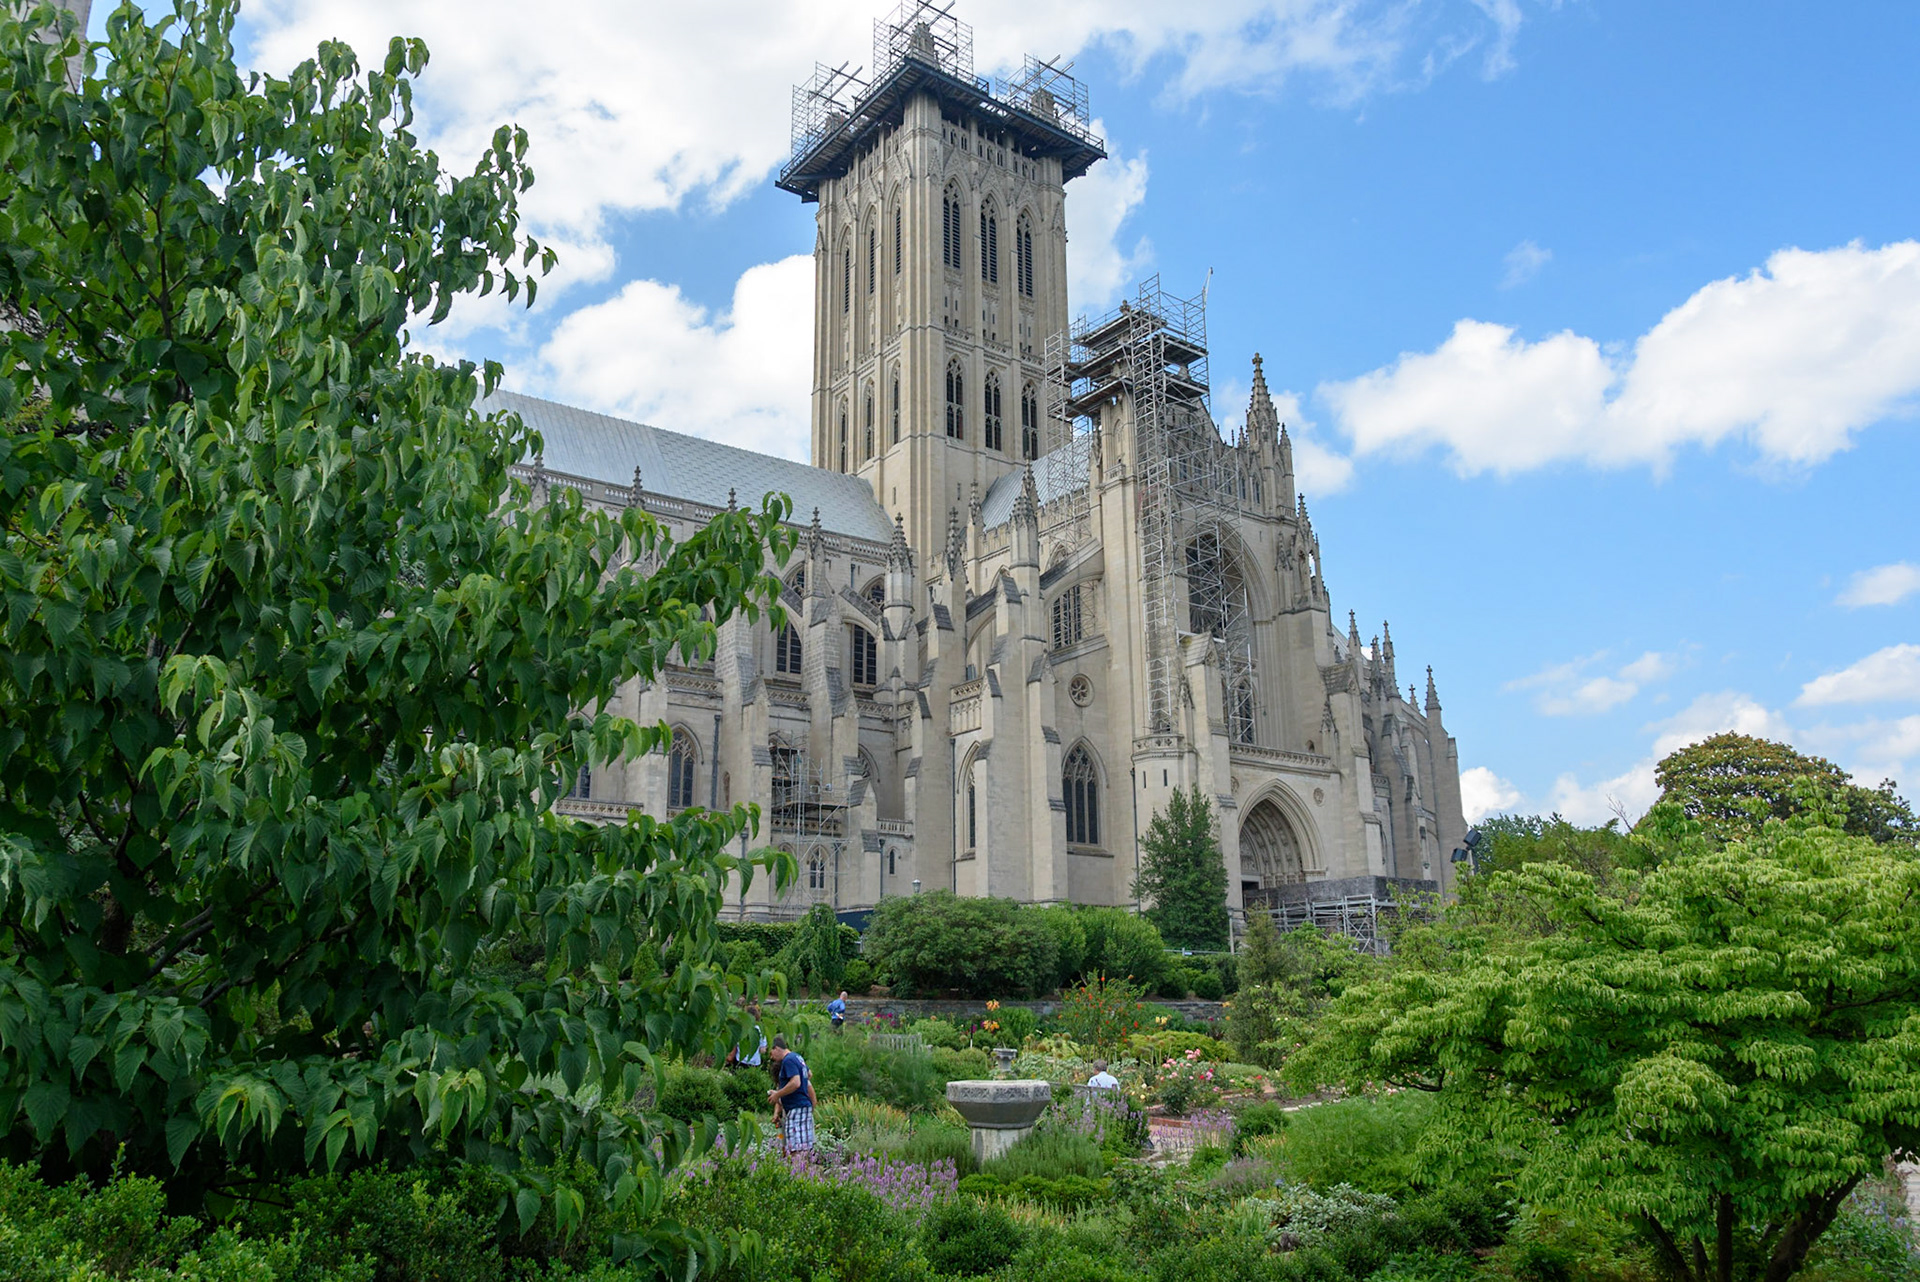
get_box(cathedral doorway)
[1240,797,1304,910]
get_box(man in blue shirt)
[766,1035,815,1154]
[826,990,847,1033]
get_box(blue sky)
[111,0,1920,822]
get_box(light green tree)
[1289,805,1920,1282]
[1132,786,1228,951]
[0,0,792,1262]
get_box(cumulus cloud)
[529,256,815,460]
[1215,382,1356,494]
[1321,241,1920,475]
[1504,650,1675,717]
[1066,130,1152,309]
[1838,562,1920,608]
[1459,766,1520,822]
[239,1,1524,298]
[1804,715,1920,788]
[1500,239,1550,288]
[1539,691,1791,826]
[1797,644,1920,707]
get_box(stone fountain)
[944,1079,1053,1164]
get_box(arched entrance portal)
[1240,798,1304,910]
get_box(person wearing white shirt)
[1086,1059,1120,1090]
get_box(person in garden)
[1087,1060,1120,1090]
[827,990,848,1032]
[726,1001,767,1069]
[766,1035,817,1153]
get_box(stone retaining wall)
[819,995,1227,1025]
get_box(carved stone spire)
[944,506,964,579]
[887,511,911,571]
[1010,465,1040,568]
[1246,353,1279,446]
[531,452,548,501]
[629,465,644,508]
[1426,665,1442,713]
[1381,620,1397,689]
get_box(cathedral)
[497,3,1467,936]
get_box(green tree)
[0,1,792,1259]
[859,893,1057,998]
[1073,905,1168,991]
[1239,907,1287,987]
[1132,786,1228,950]
[1651,733,1916,846]
[775,903,846,995]
[1290,805,1920,1282]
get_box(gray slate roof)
[979,435,1091,527]
[485,389,894,544]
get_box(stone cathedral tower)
[777,6,1105,563]
[493,0,1467,944]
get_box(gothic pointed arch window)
[668,727,698,809]
[842,246,851,314]
[890,372,901,444]
[1063,745,1100,846]
[806,848,827,894]
[893,205,902,275]
[837,404,849,472]
[1016,211,1035,297]
[979,202,998,284]
[567,764,592,801]
[849,624,878,687]
[864,577,885,608]
[776,623,803,674]
[770,735,800,810]
[1020,382,1040,460]
[867,224,876,294]
[941,184,963,272]
[945,362,964,439]
[863,386,875,461]
[982,372,1003,452]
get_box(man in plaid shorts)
[766,1035,816,1153]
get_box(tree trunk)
[1762,1180,1860,1282]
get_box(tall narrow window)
[887,849,897,877]
[893,206,902,274]
[843,247,851,313]
[807,851,827,892]
[849,625,878,686]
[669,729,697,809]
[863,389,875,461]
[982,374,1003,451]
[945,362,964,439]
[966,771,978,850]
[771,742,799,808]
[1064,747,1099,846]
[1016,213,1034,297]
[867,226,876,294]
[890,374,901,444]
[837,407,848,472]
[979,206,998,284]
[567,765,592,801]
[1020,383,1040,460]
[776,623,803,674]
[1051,585,1083,649]
[942,186,962,271]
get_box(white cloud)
[1796,644,1920,708]
[1805,714,1920,788]
[1504,649,1676,716]
[1320,241,1920,476]
[1459,766,1520,822]
[1066,130,1152,310]
[1216,381,1356,495]
[1539,691,1791,826]
[1838,562,1920,608]
[1500,238,1550,288]
[529,256,816,460]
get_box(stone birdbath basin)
[945,1079,1052,1164]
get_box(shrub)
[931,1046,994,1083]
[1057,974,1149,1050]
[921,1196,1024,1276]
[1231,1100,1290,1152]
[1128,1031,1231,1062]
[814,1098,914,1156]
[1033,905,1090,988]
[903,1120,976,1176]
[776,903,849,994]
[862,892,1059,997]
[1190,969,1226,1001]
[995,1005,1040,1045]
[842,956,875,994]
[984,1126,1105,1184]
[806,1033,945,1112]
[1274,1092,1435,1195]
[657,1065,736,1124]
[909,1016,967,1049]
[1156,966,1198,1000]
[1077,908,1169,991]
[960,1171,1111,1210]
[671,1158,933,1281]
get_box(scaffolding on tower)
[1052,277,1254,733]
[767,736,851,920]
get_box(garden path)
[1900,1162,1920,1221]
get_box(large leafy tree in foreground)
[1290,806,1920,1282]
[0,0,790,1256]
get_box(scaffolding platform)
[1246,875,1439,955]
